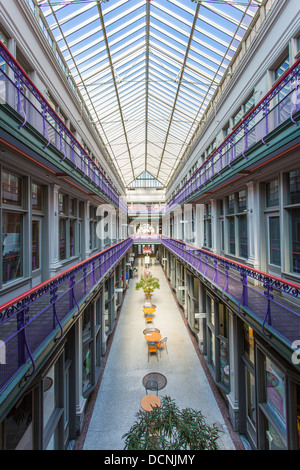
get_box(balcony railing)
[131,234,162,243]
[161,236,300,353]
[0,237,133,393]
[167,58,300,211]
[0,41,127,214]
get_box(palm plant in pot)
[135,274,160,298]
[122,396,221,450]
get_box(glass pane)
[229,217,235,255]
[291,208,300,274]
[265,421,286,450]
[266,179,279,207]
[59,218,66,260]
[244,325,255,363]
[238,214,248,258]
[246,369,256,427]
[219,338,229,387]
[58,193,67,215]
[296,384,300,449]
[83,342,91,393]
[2,212,22,283]
[289,170,300,205]
[4,392,33,450]
[269,216,280,266]
[238,190,247,212]
[264,358,286,432]
[32,220,40,270]
[70,219,76,257]
[43,365,55,430]
[32,183,42,211]
[227,194,235,214]
[2,171,22,206]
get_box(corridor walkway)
[81,259,240,450]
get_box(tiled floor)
[80,258,241,450]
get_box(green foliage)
[122,396,221,450]
[135,274,160,293]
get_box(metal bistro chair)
[157,337,168,357]
[145,316,153,324]
[145,378,159,396]
[148,343,159,362]
[143,327,160,335]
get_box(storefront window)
[296,384,300,449]
[32,183,42,211]
[290,208,300,274]
[229,217,235,255]
[82,308,92,394]
[43,366,55,430]
[246,369,256,428]
[288,169,300,205]
[4,392,33,449]
[264,358,286,432]
[244,326,255,363]
[203,203,212,248]
[82,342,91,393]
[238,215,248,258]
[269,216,281,266]
[32,220,40,270]
[219,337,229,386]
[265,420,286,450]
[2,171,22,206]
[266,179,279,207]
[207,296,215,326]
[2,212,23,283]
[59,218,66,260]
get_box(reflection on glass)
[5,393,33,449]
[82,342,91,393]
[43,366,55,431]
[269,216,280,266]
[219,337,229,386]
[32,220,40,270]
[246,369,256,427]
[266,179,279,207]
[2,212,22,283]
[238,215,248,258]
[291,208,300,274]
[59,218,66,260]
[2,171,22,206]
[32,183,42,211]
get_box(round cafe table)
[140,394,161,412]
[143,307,156,315]
[144,331,161,342]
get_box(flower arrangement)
[135,274,160,296]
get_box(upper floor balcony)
[166,58,300,212]
[0,41,127,214]
[0,237,133,397]
[161,236,300,372]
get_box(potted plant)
[135,274,160,299]
[122,396,221,450]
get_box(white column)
[49,184,61,276]
[246,181,260,268]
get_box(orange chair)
[145,316,153,324]
[148,344,159,361]
[157,337,168,357]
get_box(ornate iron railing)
[0,237,133,393]
[0,41,127,214]
[166,58,300,211]
[161,236,300,348]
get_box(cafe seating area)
[82,258,236,450]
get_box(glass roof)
[36,0,263,189]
